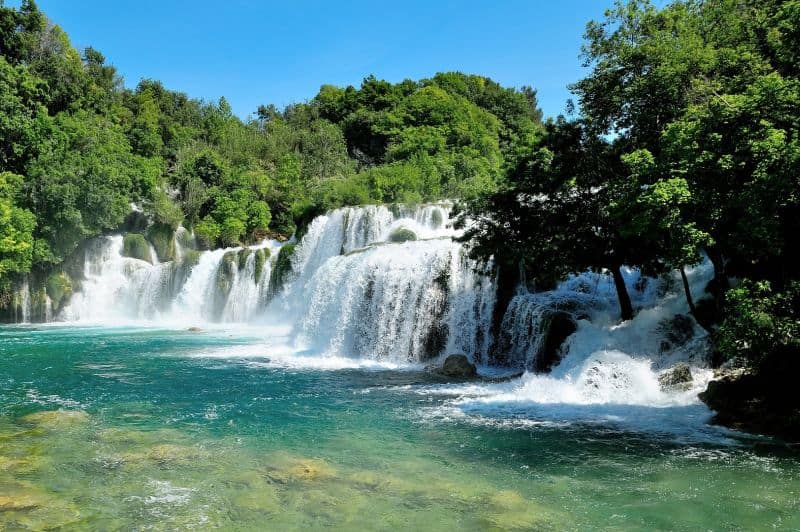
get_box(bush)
[716,280,800,368]
[194,217,221,250]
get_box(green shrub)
[194,217,221,250]
[716,280,800,368]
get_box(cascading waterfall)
[62,235,278,324]
[269,203,495,363]
[58,203,495,364]
[19,279,31,323]
[52,200,715,417]
[291,239,494,363]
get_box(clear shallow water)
[1,326,798,530]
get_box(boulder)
[439,354,477,378]
[658,362,693,390]
[698,363,800,441]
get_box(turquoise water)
[1,325,798,530]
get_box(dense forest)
[1,0,798,436]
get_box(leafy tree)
[0,171,35,280]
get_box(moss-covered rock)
[238,248,252,271]
[216,251,238,296]
[269,243,296,294]
[45,272,73,312]
[176,226,197,251]
[121,233,152,263]
[254,248,270,281]
[388,227,417,243]
[182,250,201,269]
[430,208,444,229]
[146,223,177,262]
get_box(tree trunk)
[680,265,712,333]
[706,247,728,317]
[679,266,697,316]
[611,265,634,322]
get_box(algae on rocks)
[147,223,177,262]
[121,234,152,263]
[269,243,296,295]
[254,248,270,282]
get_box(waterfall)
[19,279,31,323]
[57,203,495,363]
[62,235,278,324]
[271,203,494,363]
[52,202,711,378]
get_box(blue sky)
[19,1,614,119]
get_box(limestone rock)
[659,362,693,390]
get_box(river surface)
[1,325,798,530]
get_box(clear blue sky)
[17,0,614,119]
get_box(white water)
[59,204,494,364]
[413,261,720,438]
[267,203,494,363]
[19,279,31,323]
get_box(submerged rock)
[658,362,693,390]
[264,453,337,483]
[20,410,89,429]
[0,493,42,511]
[438,354,477,378]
